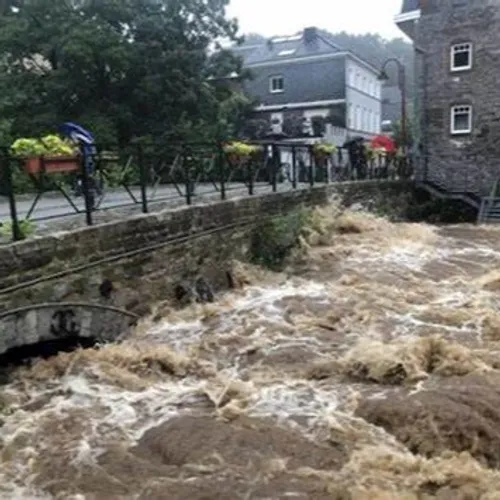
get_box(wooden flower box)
[22,156,80,175]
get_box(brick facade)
[414,0,500,197]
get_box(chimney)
[303,27,318,43]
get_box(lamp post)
[378,58,407,152]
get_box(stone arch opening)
[0,336,98,381]
[0,302,138,374]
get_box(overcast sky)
[227,0,406,41]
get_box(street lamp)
[378,58,407,152]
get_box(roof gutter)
[394,9,421,24]
[255,99,346,112]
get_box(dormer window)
[451,43,472,72]
[269,75,284,93]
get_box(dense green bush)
[250,209,310,270]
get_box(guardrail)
[0,141,413,241]
[414,152,500,202]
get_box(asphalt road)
[0,182,312,237]
[0,183,284,221]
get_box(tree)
[0,0,242,145]
[391,117,414,149]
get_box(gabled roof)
[232,27,343,67]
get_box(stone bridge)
[0,302,138,355]
[0,181,411,356]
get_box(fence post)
[137,144,148,214]
[217,141,226,201]
[3,151,22,241]
[308,146,315,187]
[248,157,254,196]
[182,146,192,206]
[271,144,279,193]
[80,152,93,226]
[292,146,297,190]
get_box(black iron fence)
[0,141,413,241]
[413,152,500,204]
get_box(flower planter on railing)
[22,155,80,175]
[223,142,262,169]
[11,135,80,176]
[312,143,336,167]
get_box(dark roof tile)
[400,0,420,14]
[233,28,342,66]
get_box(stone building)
[396,0,500,201]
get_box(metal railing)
[0,141,413,241]
[414,152,500,202]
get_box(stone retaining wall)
[0,181,411,354]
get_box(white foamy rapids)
[0,374,207,497]
[248,381,340,422]
[5,218,500,498]
[146,281,329,352]
[346,242,452,272]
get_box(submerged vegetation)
[250,209,311,270]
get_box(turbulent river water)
[4,206,500,499]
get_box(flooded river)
[3,206,500,499]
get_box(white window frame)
[348,103,353,128]
[450,105,472,134]
[269,75,284,94]
[450,43,472,72]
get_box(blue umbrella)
[58,122,94,145]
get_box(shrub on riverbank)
[250,209,311,270]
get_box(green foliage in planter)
[224,141,261,158]
[10,138,46,157]
[313,142,337,156]
[11,135,76,157]
[250,209,310,270]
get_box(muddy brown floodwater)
[5,206,500,499]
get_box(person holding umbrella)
[58,122,101,207]
[343,136,367,180]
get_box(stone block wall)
[0,187,332,317]
[415,0,500,196]
[0,181,410,354]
